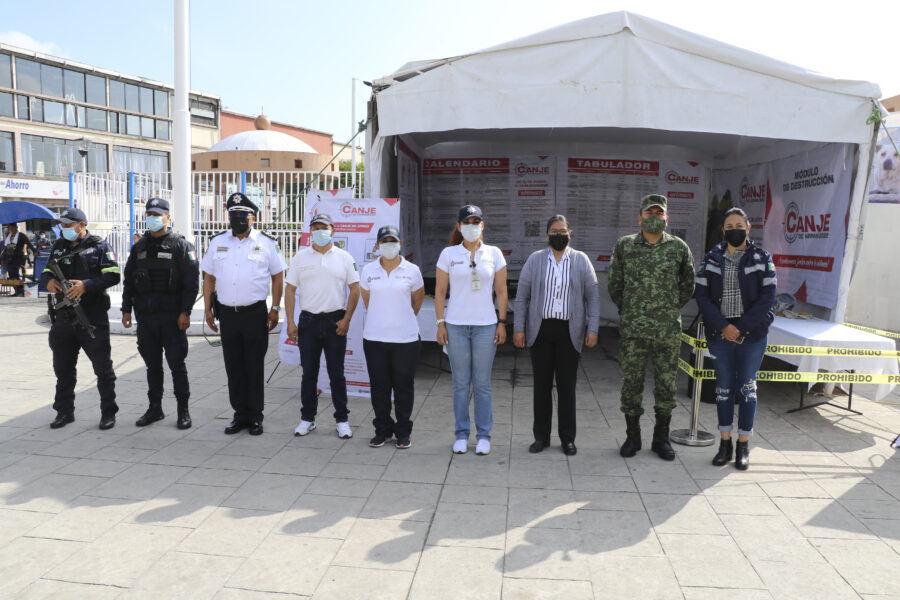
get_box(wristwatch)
[497,319,507,324]
[271,306,281,312]
[436,318,445,325]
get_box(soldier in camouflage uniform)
[608,194,695,461]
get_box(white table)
[768,316,898,407]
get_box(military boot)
[651,412,676,461]
[176,400,192,430]
[619,415,642,457]
[135,403,165,427]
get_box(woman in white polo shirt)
[360,225,425,450]
[435,205,508,456]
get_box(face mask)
[641,216,666,235]
[230,217,249,236]
[62,226,79,241]
[548,234,569,251]
[724,228,747,247]
[147,216,165,232]
[379,242,401,260]
[460,224,482,243]
[311,229,332,246]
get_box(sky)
[3,0,899,145]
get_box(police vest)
[132,233,183,293]
[57,236,101,280]
[2,236,22,261]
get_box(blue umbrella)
[0,200,58,224]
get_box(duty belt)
[301,309,345,320]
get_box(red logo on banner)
[783,201,831,244]
[334,223,374,233]
[668,191,694,199]
[341,202,376,216]
[772,254,834,272]
[423,158,509,175]
[665,171,700,185]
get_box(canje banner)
[278,197,401,397]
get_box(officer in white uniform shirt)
[285,213,360,439]
[201,193,285,436]
[360,225,424,450]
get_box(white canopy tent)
[366,11,883,323]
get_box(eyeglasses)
[231,210,251,219]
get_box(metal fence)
[72,170,364,290]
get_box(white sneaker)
[475,439,491,455]
[452,439,467,454]
[294,420,316,436]
[336,422,353,439]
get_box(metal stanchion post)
[671,321,716,446]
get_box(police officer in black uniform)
[39,207,120,429]
[2,222,36,296]
[122,198,199,429]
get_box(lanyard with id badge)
[470,255,482,291]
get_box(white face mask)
[379,242,400,260]
[460,223,482,243]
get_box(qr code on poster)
[524,221,540,237]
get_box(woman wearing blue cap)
[360,225,425,449]
[434,205,508,455]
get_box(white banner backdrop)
[278,196,401,397]
[763,144,852,308]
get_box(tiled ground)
[2,297,900,599]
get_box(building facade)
[0,42,220,209]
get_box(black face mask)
[723,228,747,247]
[548,234,570,251]
[230,217,250,235]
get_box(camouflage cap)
[640,194,667,212]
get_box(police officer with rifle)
[40,207,121,430]
[122,198,199,429]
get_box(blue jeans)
[707,334,767,436]
[445,324,497,441]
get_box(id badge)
[471,271,482,291]
[552,297,564,314]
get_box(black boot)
[620,415,642,457]
[735,440,750,470]
[135,404,165,427]
[712,437,733,466]
[176,400,192,430]
[651,413,676,461]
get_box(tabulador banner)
[278,196,401,397]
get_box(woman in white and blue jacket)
[694,207,776,470]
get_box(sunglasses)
[230,210,252,219]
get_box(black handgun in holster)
[46,259,96,339]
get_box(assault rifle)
[46,259,96,339]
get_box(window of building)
[40,64,63,97]
[86,108,106,131]
[64,103,78,127]
[126,114,140,136]
[76,106,85,128]
[63,70,85,102]
[261,158,270,167]
[30,97,43,122]
[15,58,41,93]
[124,83,139,112]
[140,116,154,138]
[112,145,169,173]
[211,159,218,169]
[108,111,118,133]
[0,131,13,172]
[155,119,169,140]
[190,98,217,126]
[0,54,11,89]
[16,95,28,120]
[140,86,153,115]
[154,90,168,117]
[21,134,108,176]
[43,100,65,125]
[191,161,196,170]
[109,79,125,109]
[0,92,12,118]
[294,159,302,169]
[85,74,106,106]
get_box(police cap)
[146,197,170,215]
[309,213,334,227]
[55,207,87,225]
[457,205,483,223]
[226,192,259,215]
[376,225,400,243]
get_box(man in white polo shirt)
[285,213,360,439]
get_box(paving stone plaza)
[2,298,900,599]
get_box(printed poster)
[278,196,401,397]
